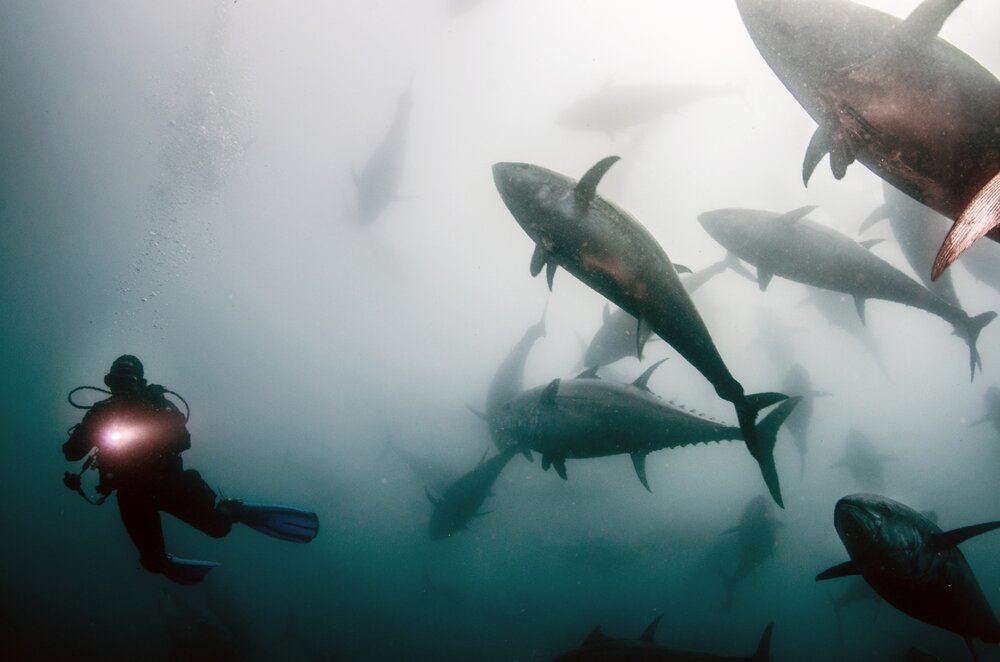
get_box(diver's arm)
[62,415,96,461]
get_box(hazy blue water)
[2,1,1000,660]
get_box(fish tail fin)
[957,311,997,381]
[751,622,774,662]
[737,394,797,509]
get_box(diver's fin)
[859,203,891,234]
[933,521,1000,550]
[933,170,1000,280]
[631,452,651,492]
[575,156,620,211]
[530,244,547,277]
[816,560,860,581]
[639,615,663,643]
[632,358,668,392]
[751,622,774,661]
[163,555,221,586]
[745,395,800,509]
[230,502,320,543]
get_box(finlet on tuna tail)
[932,170,1000,280]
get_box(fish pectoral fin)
[631,452,651,492]
[932,170,1000,281]
[639,614,663,643]
[473,509,494,518]
[529,244,547,277]
[803,122,855,184]
[815,560,860,581]
[803,124,832,186]
[853,296,867,325]
[574,155,620,211]
[602,302,612,323]
[933,521,1000,550]
[719,525,742,537]
[757,268,773,292]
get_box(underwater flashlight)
[103,424,140,451]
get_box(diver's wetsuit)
[62,386,232,573]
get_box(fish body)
[698,206,995,379]
[817,494,1000,653]
[494,157,789,505]
[736,0,1000,277]
[426,449,515,539]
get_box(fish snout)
[834,495,882,547]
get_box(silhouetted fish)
[699,206,995,380]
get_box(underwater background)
[3,0,1000,660]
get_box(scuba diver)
[62,355,320,585]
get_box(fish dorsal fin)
[575,156,620,211]
[897,0,964,47]
[815,560,860,581]
[424,487,441,507]
[777,205,817,225]
[921,511,939,525]
[859,239,883,250]
[530,244,547,277]
[859,203,890,234]
[575,366,601,379]
[632,358,668,392]
[603,301,612,323]
[752,623,774,661]
[583,626,608,646]
[672,262,692,275]
[631,452,650,492]
[639,615,663,643]
[540,379,560,405]
[933,521,1000,550]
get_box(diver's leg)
[162,469,233,538]
[116,488,167,573]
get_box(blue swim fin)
[228,501,320,543]
[163,555,220,585]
